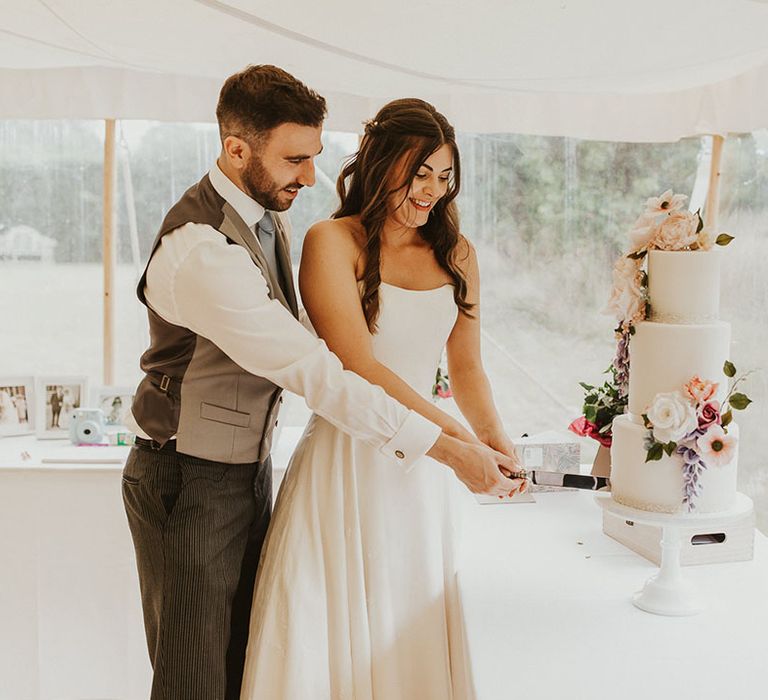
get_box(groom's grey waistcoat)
[131,174,299,463]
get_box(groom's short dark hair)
[216,65,327,146]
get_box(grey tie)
[255,211,280,283]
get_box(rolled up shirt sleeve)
[146,225,441,470]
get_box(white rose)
[646,391,699,444]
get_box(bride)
[240,98,523,699]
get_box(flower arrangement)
[605,189,734,332]
[432,366,452,400]
[642,362,752,511]
[572,189,734,451]
[568,365,626,448]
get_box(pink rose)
[569,416,591,437]
[653,210,699,250]
[684,375,719,404]
[568,417,612,447]
[697,400,721,431]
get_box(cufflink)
[395,450,405,459]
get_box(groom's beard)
[242,154,301,212]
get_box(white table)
[0,436,148,700]
[2,434,766,700]
[458,491,768,700]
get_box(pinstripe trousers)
[122,441,272,700]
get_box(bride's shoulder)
[305,216,365,252]
[302,218,365,272]
[453,233,477,271]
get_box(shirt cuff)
[378,410,442,472]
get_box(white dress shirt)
[129,162,441,470]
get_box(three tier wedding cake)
[602,191,751,514]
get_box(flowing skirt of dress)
[240,413,477,700]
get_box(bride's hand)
[482,431,527,495]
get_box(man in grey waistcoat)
[122,64,520,700]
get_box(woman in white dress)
[241,99,524,700]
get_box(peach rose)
[653,210,699,250]
[696,230,714,251]
[629,222,659,253]
[604,256,645,323]
[684,375,719,404]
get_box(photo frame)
[0,376,35,436]
[90,385,134,427]
[36,376,89,440]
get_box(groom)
[123,64,522,700]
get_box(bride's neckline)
[380,281,453,293]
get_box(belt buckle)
[159,375,171,393]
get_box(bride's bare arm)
[299,221,475,442]
[445,238,515,454]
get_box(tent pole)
[704,134,725,232]
[103,119,117,385]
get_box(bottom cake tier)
[610,415,738,514]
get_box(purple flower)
[676,442,708,512]
[612,329,631,398]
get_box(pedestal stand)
[596,493,753,616]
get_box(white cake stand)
[596,492,753,616]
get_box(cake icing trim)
[649,310,719,324]
[612,493,681,514]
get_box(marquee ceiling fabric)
[2,0,768,141]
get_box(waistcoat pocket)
[200,402,251,428]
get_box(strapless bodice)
[369,282,458,398]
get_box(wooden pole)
[704,134,725,232]
[103,119,117,385]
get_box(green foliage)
[645,443,664,462]
[716,233,735,246]
[577,366,627,437]
[663,442,677,457]
[729,392,752,410]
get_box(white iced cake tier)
[628,320,731,418]
[610,415,738,513]
[647,249,721,323]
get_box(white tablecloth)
[2,434,766,700]
[458,491,768,700]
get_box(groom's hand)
[428,434,525,497]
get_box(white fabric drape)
[2,0,768,140]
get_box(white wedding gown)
[240,282,477,700]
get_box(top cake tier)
[647,249,721,324]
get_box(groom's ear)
[222,135,251,171]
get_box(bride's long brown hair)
[333,98,473,333]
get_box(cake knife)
[509,469,610,491]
